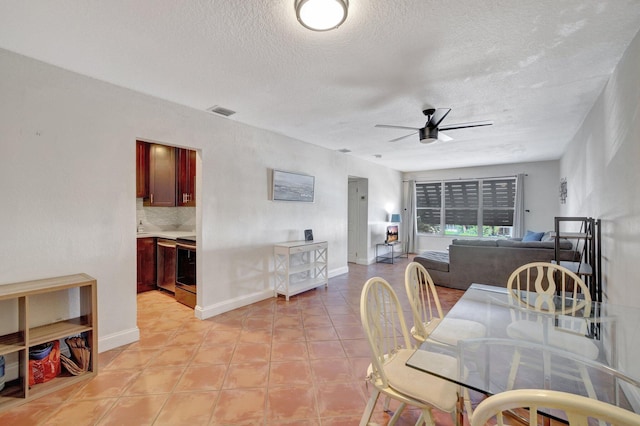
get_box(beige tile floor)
[0,255,467,426]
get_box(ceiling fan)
[375,108,493,144]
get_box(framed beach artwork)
[272,169,315,202]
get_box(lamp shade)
[390,214,402,223]
[295,0,348,31]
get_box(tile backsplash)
[136,198,195,231]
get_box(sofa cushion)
[541,232,554,242]
[451,239,498,247]
[415,251,450,272]
[522,230,545,241]
[496,239,573,250]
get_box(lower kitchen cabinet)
[137,237,156,293]
[0,274,97,413]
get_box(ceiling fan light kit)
[295,0,348,31]
[376,107,493,144]
[419,127,439,144]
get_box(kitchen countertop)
[136,231,195,239]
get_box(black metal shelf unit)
[553,217,601,302]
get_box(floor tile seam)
[263,402,321,424]
[13,395,83,426]
[51,370,95,403]
[269,356,312,370]
[202,353,235,394]
[104,356,157,371]
[309,371,323,424]
[201,386,269,425]
[134,345,195,397]
[266,374,315,389]
[198,380,228,426]
[145,389,183,426]
[77,395,119,426]
[302,313,331,322]
[77,368,144,401]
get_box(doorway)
[347,176,368,264]
[135,140,199,306]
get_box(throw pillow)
[522,230,545,242]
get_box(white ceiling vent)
[207,105,236,117]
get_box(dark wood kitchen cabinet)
[136,237,156,293]
[176,148,196,206]
[148,143,176,206]
[136,141,150,198]
[137,141,196,206]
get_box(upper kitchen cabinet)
[177,148,196,207]
[136,141,196,207]
[136,141,149,198]
[148,143,176,206]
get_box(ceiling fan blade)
[389,132,418,142]
[439,120,493,131]
[438,132,453,142]
[426,108,451,128]
[375,124,420,131]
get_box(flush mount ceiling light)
[295,0,348,31]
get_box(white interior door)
[348,180,359,263]
[348,177,368,264]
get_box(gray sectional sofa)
[414,237,579,290]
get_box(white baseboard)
[329,266,349,277]
[195,289,274,320]
[98,327,140,353]
[195,266,350,320]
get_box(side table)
[375,241,408,264]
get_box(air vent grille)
[207,105,236,117]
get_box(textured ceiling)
[1,1,640,172]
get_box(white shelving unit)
[0,273,97,413]
[274,241,328,301]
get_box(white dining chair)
[470,389,640,426]
[405,261,486,417]
[404,261,487,345]
[360,276,460,426]
[505,262,598,398]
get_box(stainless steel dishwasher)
[156,238,176,293]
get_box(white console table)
[274,240,328,301]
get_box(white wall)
[560,28,640,307]
[559,28,640,407]
[403,160,560,252]
[0,48,401,353]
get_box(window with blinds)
[416,177,517,237]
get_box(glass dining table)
[405,283,640,424]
